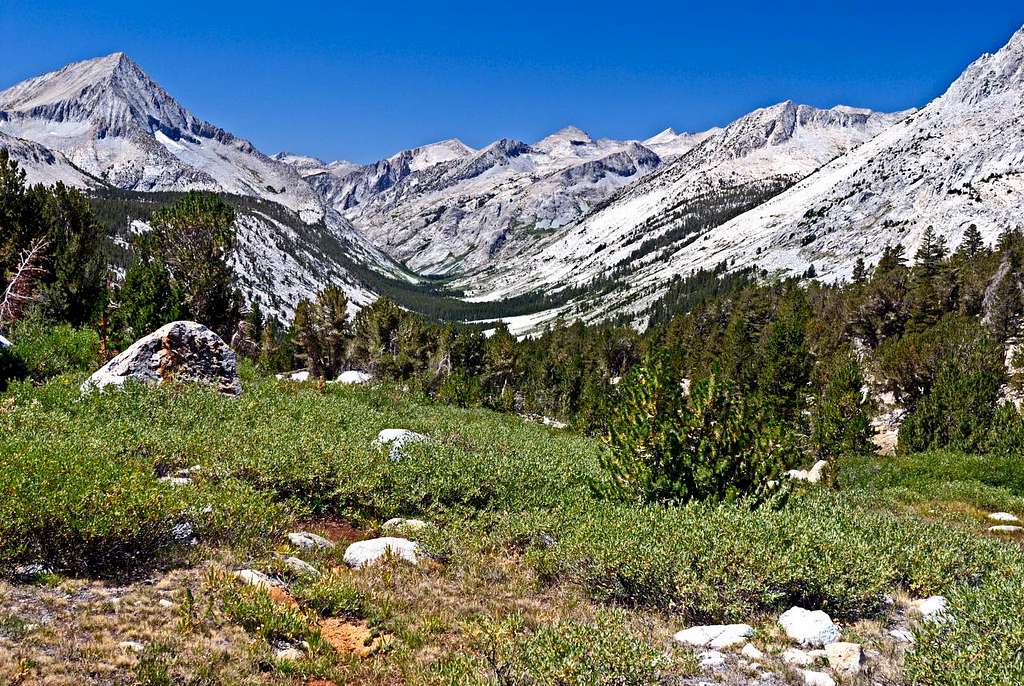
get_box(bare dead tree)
[0,238,49,330]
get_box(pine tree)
[315,285,349,376]
[959,224,985,259]
[852,256,868,284]
[914,226,948,280]
[110,233,183,347]
[876,243,907,275]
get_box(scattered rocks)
[785,460,829,483]
[911,596,949,622]
[282,556,320,577]
[343,537,420,568]
[824,642,863,677]
[699,649,726,668]
[336,370,372,385]
[287,531,335,550]
[988,525,1023,534]
[988,512,1020,522]
[82,321,241,396]
[800,669,836,686]
[376,429,431,460]
[779,607,841,647]
[158,476,192,486]
[233,569,283,590]
[673,623,754,649]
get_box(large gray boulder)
[81,321,240,397]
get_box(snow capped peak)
[942,24,1024,106]
[395,137,476,172]
[533,125,594,155]
[644,128,679,145]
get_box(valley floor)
[2,375,1023,685]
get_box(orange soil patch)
[268,585,300,609]
[319,618,389,657]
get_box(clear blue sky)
[2,2,1022,163]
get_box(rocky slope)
[457,101,905,323]
[281,126,678,275]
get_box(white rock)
[157,599,175,609]
[889,628,915,643]
[782,648,815,666]
[988,525,1023,534]
[119,640,146,653]
[275,647,303,661]
[785,460,829,483]
[741,643,765,660]
[336,370,372,385]
[382,517,430,533]
[287,531,335,549]
[0,334,11,348]
[233,569,282,589]
[800,670,836,686]
[779,607,841,647]
[911,596,949,622]
[699,650,726,668]
[343,537,420,568]
[988,512,1020,522]
[282,556,320,577]
[158,476,192,486]
[824,642,863,677]
[673,623,753,649]
[376,429,431,460]
[81,321,240,396]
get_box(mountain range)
[2,25,1023,332]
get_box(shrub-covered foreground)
[2,376,1024,684]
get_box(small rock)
[785,460,829,483]
[779,607,841,647]
[287,531,335,549]
[911,596,949,622]
[741,643,765,660]
[0,334,11,348]
[988,525,1023,534]
[343,537,420,568]
[800,670,836,686]
[282,556,320,577]
[382,517,430,533]
[783,648,815,666]
[376,429,431,460]
[888,628,915,643]
[119,641,146,653]
[673,623,753,649]
[274,647,304,661]
[824,642,863,677]
[233,569,283,590]
[699,650,726,668]
[336,370,372,385]
[988,512,1020,522]
[157,599,175,609]
[158,476,192,486]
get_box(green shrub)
[986,403,1024,457]
[899,360,1004,454]
[5,309,100,382]
[598,356,798,505]
[812,351,872,461]
[423,610,682,686]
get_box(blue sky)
[2,2,1022,163]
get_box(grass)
[2,373,1024,683]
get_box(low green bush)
[3,309,100,383]
[598,357,799,505]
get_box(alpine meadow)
[3,7,1024,686]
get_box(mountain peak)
[943,24,1024,106]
